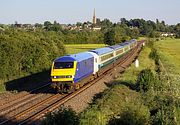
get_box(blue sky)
[0,0,179,25]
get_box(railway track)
[0,83,51,107]
[0,41,144,125]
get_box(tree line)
[42,18,180,39]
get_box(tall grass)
[154,38,180,124]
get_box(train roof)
[109,44,124,50]
[129,39,137,43]
[54,52,93,62]
[90,47,114,55]
[119,41,130,46]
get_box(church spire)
[93,8,96,25]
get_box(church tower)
[93,8,96,25]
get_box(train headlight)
[66,75,72,78]
[51,76,57,79]
[52,75,72,79]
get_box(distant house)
[92,26,101,31]
[0,27,5,31]
[161,32,174,37]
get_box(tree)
[35,23,43,29]
[120,18,129,26]
[76,22,82,27]
[96,18,101,26]
[44,21,51,27]
[44,21,52,30]
[100,18,113,29]
[104,29,115,45]
[174,23,180,38]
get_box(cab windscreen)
[54,62,74,69]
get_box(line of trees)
[34,18,180,45]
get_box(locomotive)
[51,39,138,93]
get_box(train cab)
[51,52,94,93]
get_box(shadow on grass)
[5,70,55,94]
[91,91,107,104]
[105,80,137,91]
[91,80,138,105]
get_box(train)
[51,39,139,93]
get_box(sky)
[0,0,179,25]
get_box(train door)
[86,52,99,74]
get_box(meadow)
[155,38,180,75]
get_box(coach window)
[101,53,113,62]
[116,49,123,55]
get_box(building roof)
[90,47,113,55]
[55,52,93,62]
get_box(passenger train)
[51,39,138,93]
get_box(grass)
[65,44,105,54]
[117,46,156,84]
[155,38,180,75]
[0,82,5,93]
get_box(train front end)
[51,56,76,93]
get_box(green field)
[65,44,106,54]
[155,38,180,75]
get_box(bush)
[152,105,177,125]
[136,69,156,92]
[108,104,150,125]
[149,48,159,65]
[0,29,66,83]
[41,107,80,125]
